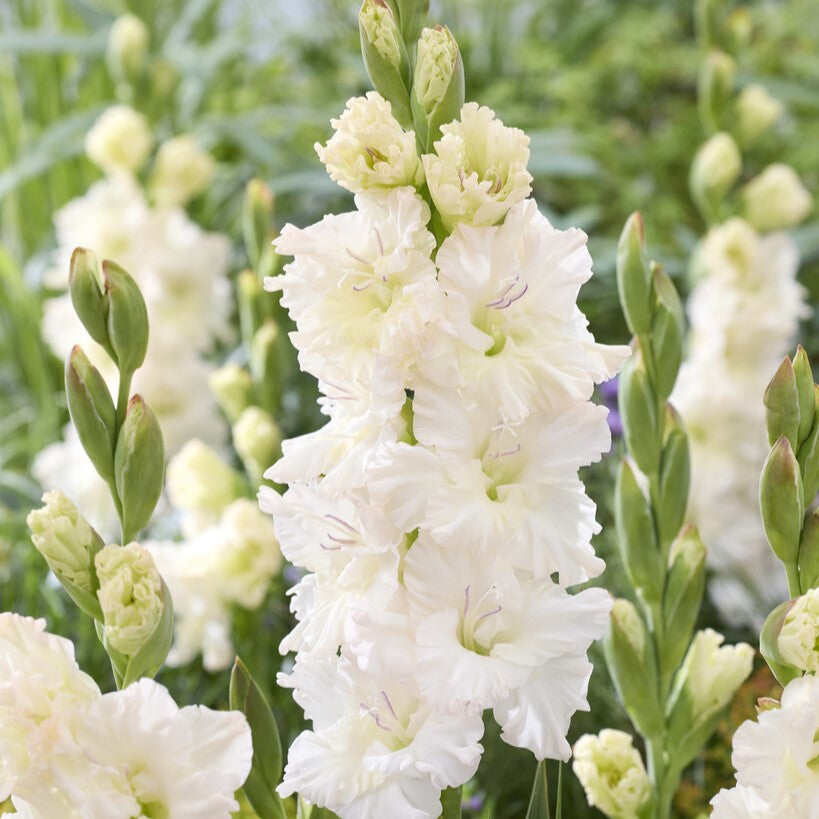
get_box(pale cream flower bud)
[209,362,253,423]
[149,135,215,208]
[359,0,402,69]
[611,598,645,655]
[27,491,103,594]
[742,164,813,231]
[415,26,459,113]
[315,92,423,193]
[778,588,819,673]
[85,105,153,175]
[95,543,163,655]
[166,440,245,515]
[678,628,754,719]
[689,132,742,213]
[573,730,650,819]
[737,84,784,142]
[232,406,281,482]
[107,13,149,83]
[422,102,532,231]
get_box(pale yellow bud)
[149,135,215,208]
[778,588,819,673]
[107,13,149,82]
[737,84,784,142]
[742,164,812,231]
[232,406,281,482]
[85,105,153,175]
[165,440,245,516]
[690,132,742,211]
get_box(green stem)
[439,786,462,818]
[115,369,132,437]
[785,561,802,599]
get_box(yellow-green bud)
[166,439,245,515]
[737,84,784,143]
[689,132,741,220]
[793,346,815,447]
[243,179,276,272]
[572,730,650,819]
[27,491,104,620]
[798,509,819,590]
[149,135,215,208]
[102,259,149,378]
[85,105,153,175]
[742,164,813,232]
[697,50,735,131]
[760,436,804,569]
[106,13,149,84]
[251,320,290,413]
[114,395,165,542]
[615,212,651,337]
[619,346,660,475]
[209,363,253,424]
[650,265,685,401]
[778,589,819,674]
[232,406,281,487]
[760,600,803,687]
[95,542,163,656]
[797,385,819,506]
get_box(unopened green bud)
[604,599,663,739]
[209,363,253,424]
[251,320,290,414]
[662,526,706,675]
[793,346,815,446]
[27,490,105,620]
[102,260,148,378]
[238,269,265,350]
[650,265,685,401]
[797,509,819,591]
[797,385,819,505]
[359,0,412,128]
[166,439,245,515]
[615,459,662,604]
[69,248,112,358]
[615,212,652,337]
[778,589,819,674]
[107,13,149,84]
[411,25,464,150]
[759,600,802,687]
[657,407,690,553]
[742,164,813,232]
[114,395,165,542]
[66,346,117,485]
[243,179,276,273]
[760,436,804,568]
[689,132,741,220]
[736,84,784,143]
[764,356,800,450]
[619,347,660,475]
[697,50,735,132]
[233,406,281,487]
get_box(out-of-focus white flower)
[107,14,149,82]
[737,83,784,142]
[422,102,532,230]
[742,164,812,232]
[572,730,651,819]
[315,92,423,193]
[277,654,484,818]
[711,675,819,817]
[95,543,164,656]
[85,105,153,175]
[778,589,819,673]
[149,135,215,207]
[674,218,809,627]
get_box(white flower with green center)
[422,102,532,230]
[370,382,611,585]
[778,589,819,674]
[436,199,629,418]
[315,93,422,193]
[711,675,819,817]
[95,543,164,656]
[277,654,484,818]
[572,729,651,819]
[403,535,611,759]
[85,105,153,175]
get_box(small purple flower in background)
[599,375,622,438]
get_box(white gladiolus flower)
[572,730,651,819]
[423,102,532,230]
[85,105,153,174]
[674,218,809,627]
[742,163,813,231]
[778,589,819,673]
[316,93,423,193]
[711,675,819,817]
[149,134,215,207]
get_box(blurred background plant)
[0,1,817,816]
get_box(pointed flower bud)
[166,439,245,516]
[66,345,117,485]
[793,346,815,446]
[411,25,464,150]
[689,132,741,218]
[742,164,812,232]
[759,600,803,687]
[149,135,215,208]
[650,265,685,400]
[778,589,819,674]
[27,491,104,621]
[114,395,165,542]
[697,50,735,131]
[85,105,153,175]
[572,730,650,819]
[657,406,690,551]
[243,179,276,271]
[251,320,291,413]
[737,83,784,143]
[423,103,532,231]
[209,363,253,424]
[95,542,163,657]
[107,13,149,84]
[760,436,804,568]
[233,406,281,486]
[797,385,819,506]
[359,0,412,128]
[69,248,112,357]
[763,356,800,450]
[615,212,652,337]
[103,260,149,378]
[315,92,422,193]
[618,346,660,476]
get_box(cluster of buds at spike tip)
[760,347,819,596]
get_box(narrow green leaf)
[525,760,550,819]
